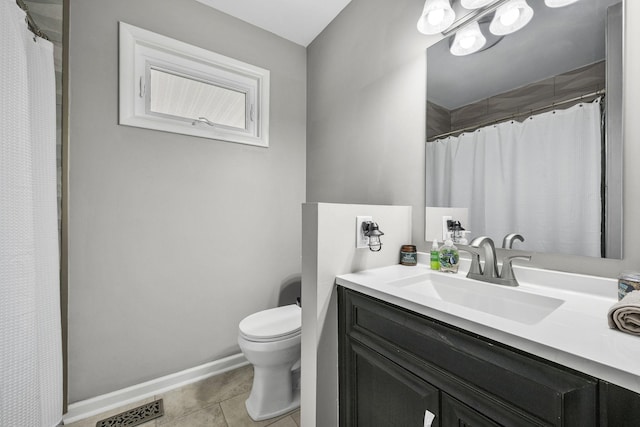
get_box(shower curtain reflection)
[426,99,603,257]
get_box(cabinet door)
[599,381,640,426]
[343,341,440,427]
[442,393,502,427]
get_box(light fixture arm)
[441,0,511,36]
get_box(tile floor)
[65,365,300,427]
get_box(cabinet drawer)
[340,287,597,427]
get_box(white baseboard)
[63,353,248,424]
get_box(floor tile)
[266,416,297,427]
[290,410,300,426]
[220,392,296,427]
[157,365,252,424]
[194,364,253,404]
[155,402,227,427]
[64,365,300,427]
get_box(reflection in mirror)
[425,0,623,259]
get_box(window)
[119,22,270,147]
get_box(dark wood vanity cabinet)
[338,287,640,427]
[349,341,440,426]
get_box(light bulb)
[500,8,520,26]
[459,35,476,50]
[427,8,445,26]
[417,0,456,35]
[545,0,579,7]
[368,235,382,251]
[489,0,533,36]
[461,0,494,9]
[450,21,486,56]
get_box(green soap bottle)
[439,239,460,273]
[430,239,440,270]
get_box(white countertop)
[336,259,640,394]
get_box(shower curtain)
[1,0,63,426]
[426,99,602,258]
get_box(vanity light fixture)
[461,0,495,9]
[362,221,384,252]
[489,0,534,35]
[417,0,456,35]
[544,0,580,8]
[450,21,487,56]
[419,0,570,57]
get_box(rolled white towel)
[608,290,640,335]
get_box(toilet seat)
[239,304,301,342]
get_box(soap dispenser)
[439,239,460,273]
[430,240,440,270]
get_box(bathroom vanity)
[336,263,640,426]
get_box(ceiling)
[195,0,353,47]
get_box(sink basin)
[431,274,564,325]
[388,272,564,325]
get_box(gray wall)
[307,0,431,250]
[300,203,413,426]
[308,0,640,279]
[67,0,306,402]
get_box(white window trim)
[119,22,270,147]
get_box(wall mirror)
[425,0,623,259]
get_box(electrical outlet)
[356,216,373,249]
[442,215,452,240]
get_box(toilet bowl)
[238,304,301,421]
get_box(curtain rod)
[428,89,605,142]
[15,0,50,40]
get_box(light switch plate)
[425,207,469,242]
[356,216,372,248]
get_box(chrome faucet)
[464,236,531,287]
[469,236,499,278]
[502,233,524,249]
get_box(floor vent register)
[95,399,164,427]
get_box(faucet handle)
[459,247,483,275]
[502,233,524,249]
[500,255,531,282]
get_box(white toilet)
[238,304,301,421]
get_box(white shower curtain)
[426,99,602,257]
[1,1,63,426]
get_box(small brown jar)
[618,272,640,300]
[400,245,417,266]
